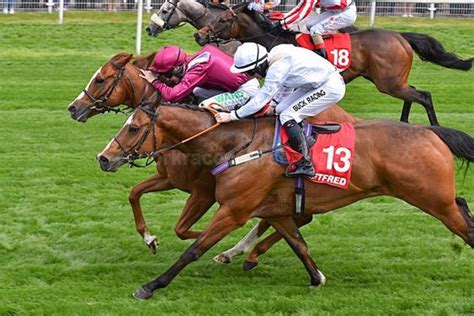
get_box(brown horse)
[97,101,474,300]
[67,52,357,253]
[193,3,473,126]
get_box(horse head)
[146,0,212,36]
[193,3,253,46]
[67,52,153,123]
[97,101,162,172]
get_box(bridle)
[112,103,258,168]
[113,105,161,168]
[155,0,208,31]
[206,7,285,46]
[82,61,150,115]
[82,61,128,114]
[206,7,239,43]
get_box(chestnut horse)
[97,101,474,300]
[194,3,473,126]
[67,52,357,254]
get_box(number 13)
[322,145,351,172]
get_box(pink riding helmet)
[149,45,187,74]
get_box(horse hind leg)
[416,198,474,248]
[373,80,440,126]
[398,86,439,126]
[213,219,271,264]
[455,197,474,248]
[243,215,313,271]
[267,216,325,287]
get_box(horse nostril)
[97,155,110,170]
[146,26,151,33]
[68,105,77,114]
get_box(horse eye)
[128,125,140,133]
[219,18,225,23]
[95,77,104,84]
[162,10,167,14]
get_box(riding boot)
[314,48,328,59]
[283,120,316,178]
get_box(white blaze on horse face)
[151,13,165,27]
[68,66,103,105]
[124,112,135,126]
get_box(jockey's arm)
[152,64,208,103]
[231,57,291,120]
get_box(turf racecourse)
[1,12,473,314]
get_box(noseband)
[113,105,161,168]
[206,8,238,43]
[82,60,127,114]
[158,0,208,30]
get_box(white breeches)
[306,4,357,35]
[276,73,345,124]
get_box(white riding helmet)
[230,43,268,74]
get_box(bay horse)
[194,3,473,126]
[97,101,474,300]
[67,52,357,254]
[145,0,241,55]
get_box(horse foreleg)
[267,216,325,287]
[129,172,174,254]
[213,219,271,264]
[243,215,313,271]
[174,191,215,240]
[133,204,250,300]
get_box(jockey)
[305,0,357,58]
[216,42,346,178]
[247,0,357,59]
[140,45,259,111]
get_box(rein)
[207,10,284,47]
[120,103,259,169]
[83,61,152,116]
[122,103,222,168]
[82,60,127,114]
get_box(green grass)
[1,13,473,315]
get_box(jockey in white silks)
[215,42,346,178]
[247,0,357,59]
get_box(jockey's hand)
[139,69,158,84]
[269,20,281,31]
[215,112,233,123]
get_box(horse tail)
[428,126,474,168]
[400,32,473,71]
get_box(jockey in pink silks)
[247,0,357,59]
[140,45,259,111]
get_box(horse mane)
[131,52,157,69]
[197,0,230,10]
[160,102,209,112]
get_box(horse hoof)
[243,260,258,271]
[310,271,326,288]
[148,240,159,255]
[145,236,159,255]
[132,287,153,300]
[213,254,231,264]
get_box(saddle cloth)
[296,33,352,71]
[273,121,356,189]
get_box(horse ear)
[112,52,134,67]
[131,52,156,70]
